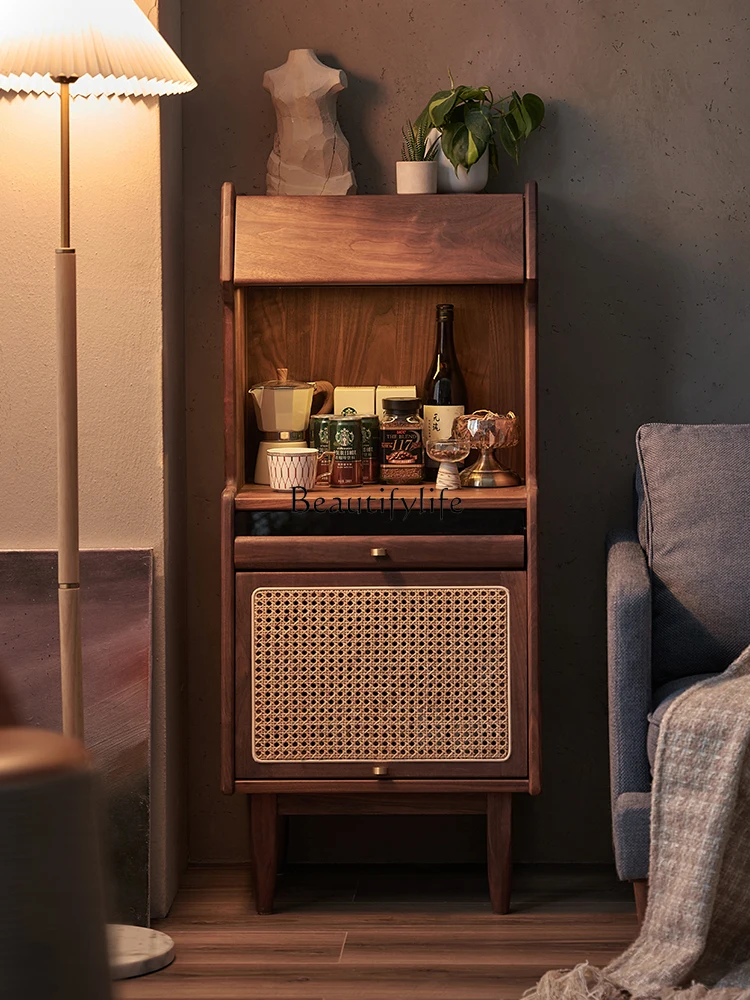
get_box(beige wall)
[0,1,185,915]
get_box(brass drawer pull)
[370,547,387,558]
[372,765,389,777]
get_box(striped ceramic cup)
[267,447,319,492]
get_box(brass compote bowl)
[425,438,471,491]
[452,410,521,488]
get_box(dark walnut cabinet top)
[228,194,526,286]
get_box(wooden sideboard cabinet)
[220,186,540,914]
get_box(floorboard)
[115,864,638,1000]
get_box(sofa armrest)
[612,792,651,881]
[607,529,652,801]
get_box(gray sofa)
[607,423,750,886]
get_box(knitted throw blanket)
[526,648,750,1000]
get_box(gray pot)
[428,128,490,193]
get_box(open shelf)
[235,483,528,511]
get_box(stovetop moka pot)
[249,368,333,485]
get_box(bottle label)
[330,417,363,486]
[423,405,464,447]
[380,428,423,466]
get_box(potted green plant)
[395,119,440,194]
[416,76,545,193]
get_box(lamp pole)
[0,0,196,973]
[54,75,84,741]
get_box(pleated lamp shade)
[0,0,196,98]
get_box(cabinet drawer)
[234,534,524,570]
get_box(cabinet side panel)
[527,487,541,794]
[220,486,236,792]
[524,180,538,488]
[221,182,238,488]
[220,182,236,291]
[222,301,237,487]
[524,182,540,794]
[234,290,247,491]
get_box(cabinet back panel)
[240,283,526,484]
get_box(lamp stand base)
[108,924,175,980]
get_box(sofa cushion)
[647,672,719,771]
[636,423,750,686]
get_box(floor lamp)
[0,0,196,980]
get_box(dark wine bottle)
[423,303,467,477]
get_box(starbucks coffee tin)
[330,415,362,487]
[310,414,331,485]
[359,414,380,484]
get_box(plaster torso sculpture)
[264,49,357,196]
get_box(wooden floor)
[116,864,639,1000]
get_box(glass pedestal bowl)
[425,438,471,490]
[452,410,521,488]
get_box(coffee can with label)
[310,414,331,485]
[359,414,380,484]
[329,415,362,487]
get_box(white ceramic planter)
[428,128,490,193]
[395,160,438,194]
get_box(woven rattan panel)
[251,585,511,762]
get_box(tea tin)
[310,414,332,485]
[329,415,362,487]
[359,414,380,484]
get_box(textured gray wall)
[182,0,750,863]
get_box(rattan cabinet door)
[235,570,528,780]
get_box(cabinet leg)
[249,794,278,914]
[487,793,512,914]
